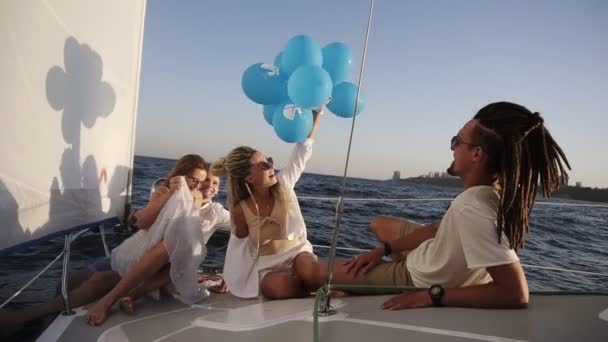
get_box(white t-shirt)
[406,185,519,288]
[199,201,231,243]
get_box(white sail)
[0,0,146,251]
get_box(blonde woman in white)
[211,110,322,299]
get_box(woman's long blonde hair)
[210,146,293,217]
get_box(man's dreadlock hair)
[472,102,570,251]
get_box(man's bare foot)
[329,289,346,297]
[118,297,136,315]
[86,298,113,326]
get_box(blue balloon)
[287,65,332,109]
[262,103,281,125]
[241,63,286,105]
[274,52,282,69]
[281,35,322,77]
[272,104,313,143]
[327,82,366,118]
[322,42,353,85]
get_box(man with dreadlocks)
[298,101,570,310]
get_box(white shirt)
[199,201,231,243]
[406,185,520,288]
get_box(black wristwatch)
[428,285,444,307]
[382,242,392,256]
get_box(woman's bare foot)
[198,274,228,293]
[118,297,136,315]
[86,297,113,326]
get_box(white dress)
[111,177,221,304]
[223,139,315,298]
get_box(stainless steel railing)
[0,223,114,315]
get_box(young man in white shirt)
[299,101,570,310]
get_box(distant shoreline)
[394,177,608,204]
[134,156,607,203]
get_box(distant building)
[392,171,401,181]
[576,181,583,187]
[420,171,458,179]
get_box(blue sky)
[135,0,607,188]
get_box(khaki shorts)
[359,218,423,292]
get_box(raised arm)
[128,177,182,230]
[307,109,323,140]
[128,189,172,230]
[278,110,322,188]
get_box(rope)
[0,250,65,308]
[322,0,375,302]
[313,244,369,253]
[311,244,608,277]
[520,264,608,277]
[299,195,608,208]
[1,228,90,309]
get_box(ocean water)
[1,155,607,340]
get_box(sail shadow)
[0,180,25,252]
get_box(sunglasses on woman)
[255,157,274,171]
[185,177,205,190]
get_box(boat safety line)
[520,264,608,277]
[312,244,369,253]
[311,244,608,277]
[299,196,453,202]
[0,250,65,308]
[299,196,608,208]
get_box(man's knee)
[370,216,381,233]
[372,214,401,227]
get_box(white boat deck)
[40,292,608,342]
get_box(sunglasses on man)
[450,136,479,150]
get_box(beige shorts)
[258,241,316,282]
[360,218,423,291]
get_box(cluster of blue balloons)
[242,35,366,143]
